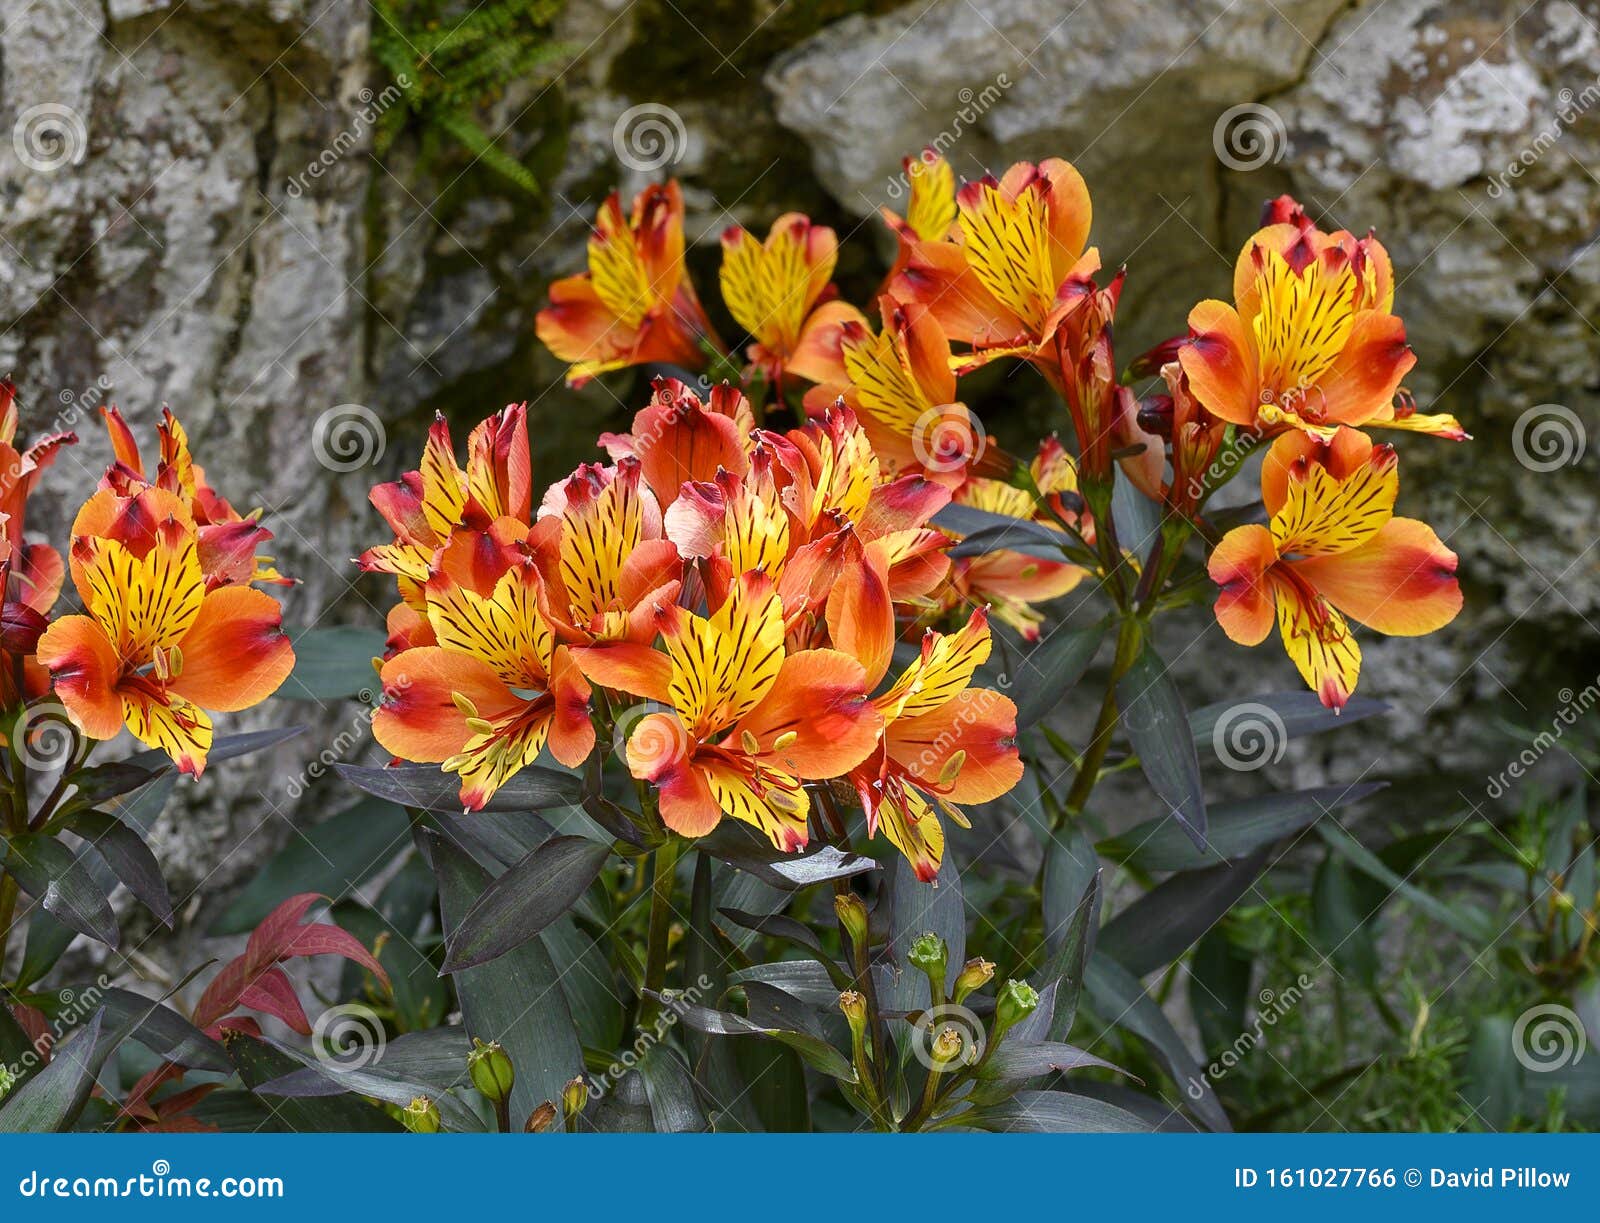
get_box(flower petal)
[1179,300,1259,427]
[36,615,124,740]
[170,586,294,712]
[736,648,878,777]
[888,687,1021,804]
[1208,524,1277,647]
[1290,518,1461,637]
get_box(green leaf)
[1041,869,1101,1044]
[1189,690,1389,750]
[2,834,118,947]
[1310,852,1381,986]
[1116,643,1206,849]
[1085,956,1229,1131]
[1041,822,1100,950]
[933,504,1071,555]
[973,1041,1124,1081]
[1097,849,1272,977]
[423,829,582,1122]
[635,1046,706,1133]
[543,915,624,1052]
[125,726,305,775]
[733,1041,810,1133]
[699,821,878,890]
[336,761,581,813]
[885,851,965,1013]
[281,625,390,700]
[1102,782,1386,871]
[0,1010,106,1132]
[441,835,611,971]
[1009,620,1107,728]
[1189,927,1253,1057]
[1315,822,1494,943]
[661,991,855,1082]
[223,1033,401,1131]
[66,761,161,807]
[210,797,410,935]
[1464,1015,1521,1130]
[331,901,447,1035]
[967,1089,1152,1132]
[61,809,172,927]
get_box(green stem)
[639,838,681,1027]
[1054,616,1143,830]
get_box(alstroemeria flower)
[599,379,755,509]
[373,555,594,810]
[720,214,865,388]
[881,149,958,245]
[577,572,879,850]
[1179,202,1413,438]
[96,406,291,590]
[890,158,1099,366]
[536,182,721,386]
[38,494,295,775]
[1208,428,1461,710]
[358,406,531,611]
[939,438,1089,640]
[848,608,1021,881]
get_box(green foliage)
[369,0,569,195]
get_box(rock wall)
[1,0,1595,932]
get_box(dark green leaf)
[1041,870,1101,1043]
[62,809,172,926]
[1009,620,1108,727]
[336,761,581,813]
[2,834,118,948]
[67,762,161,807]
[699,821,877,890]
[1189,690,1389,751]
[1310,852,1381,986]
[658,992,854,1082]
[422,829,582,1121]
[223,1033,401,1131]
[1316,822,1494,942]
[125,726,305,775]
[733,1041,809,1133]
[1189,928,1254,1057]
[1117,644,1206,849]
[93,989,229,1073]
[441,835,611,971]
[1041,823,1100,950]
[543,915,624,1051]
[1102,782,1385,871]
[934,504,1070,557]
[968,1089,1152,1132]
[885,851,964,1013]
[974,1041,1125,1081]
[0,1010,105,1132]
[331,902,447,1034]
[210,797,410,935]
[1464,1015,1521,1130]
[1098,849,1272,977]
[282,625,390,700]
[635,1047,706,1133]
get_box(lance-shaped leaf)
[1097,848,1273,977]
[1009,620,1108,728]
[885,851,965,1013]
[125,726,305,775]
[2,834,118,948]
[0,1010,106,1132]
[699,820,877,890]
[655,990,855,1082]
[1189,690,1389,750]
[441,835,612,971]
[61,809,172,927]
[335,761,581,813]
[1117,643,1206,849]
[1101,782,1385,872]
[966,1089,1153,1132]
[934,504,1075,559]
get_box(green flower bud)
[950,957,995,1003]
[401,1096,441,1134]
[993,978,1040,1042]
[562,1076,588,1121]
[928,1024,966,1069]
[838,989,868,1037]
[908,932,948,1002]
[467,1037,515,1104]
[834,892,869,949]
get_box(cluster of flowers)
[30,404,296,775]
[359,393,1018,880]
[534,155,1465,714]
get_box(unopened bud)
[525,1101,558,1132]
[838,990,867,1037]
[401,1096,441,1134]
[834,892,869,949]
[562,1076,588,1121]
[909,932,948,1002]
[951,957,995,1003]
[929,1024,966,1069]
[467,1037,515,1104]
[994,978,1040,1040]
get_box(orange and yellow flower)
[1207,427,1461,710]
[1179,203,1414,438]
[38,488,294,775]
[537,183,720,386]
[719,214,865,388]
[847,608,1021,881]
[578,572,879,850]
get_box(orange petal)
[787,300,866,385]
[889,238,1025,347]
[1208,524,1277,647]
[570,641,673,704]
[544,645,595,768]
[170,586,294,712]
[888,687,1022,804]
[1290,518,1461,637]
[824,535,895,688]
[1272,571,1361,711]
[371,647,517,764]
[36,615,124,740]
[1312,311,1415,428]
[1179,300,1259,427]
[735,648,878,778]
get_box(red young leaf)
[237,966,311,1035]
